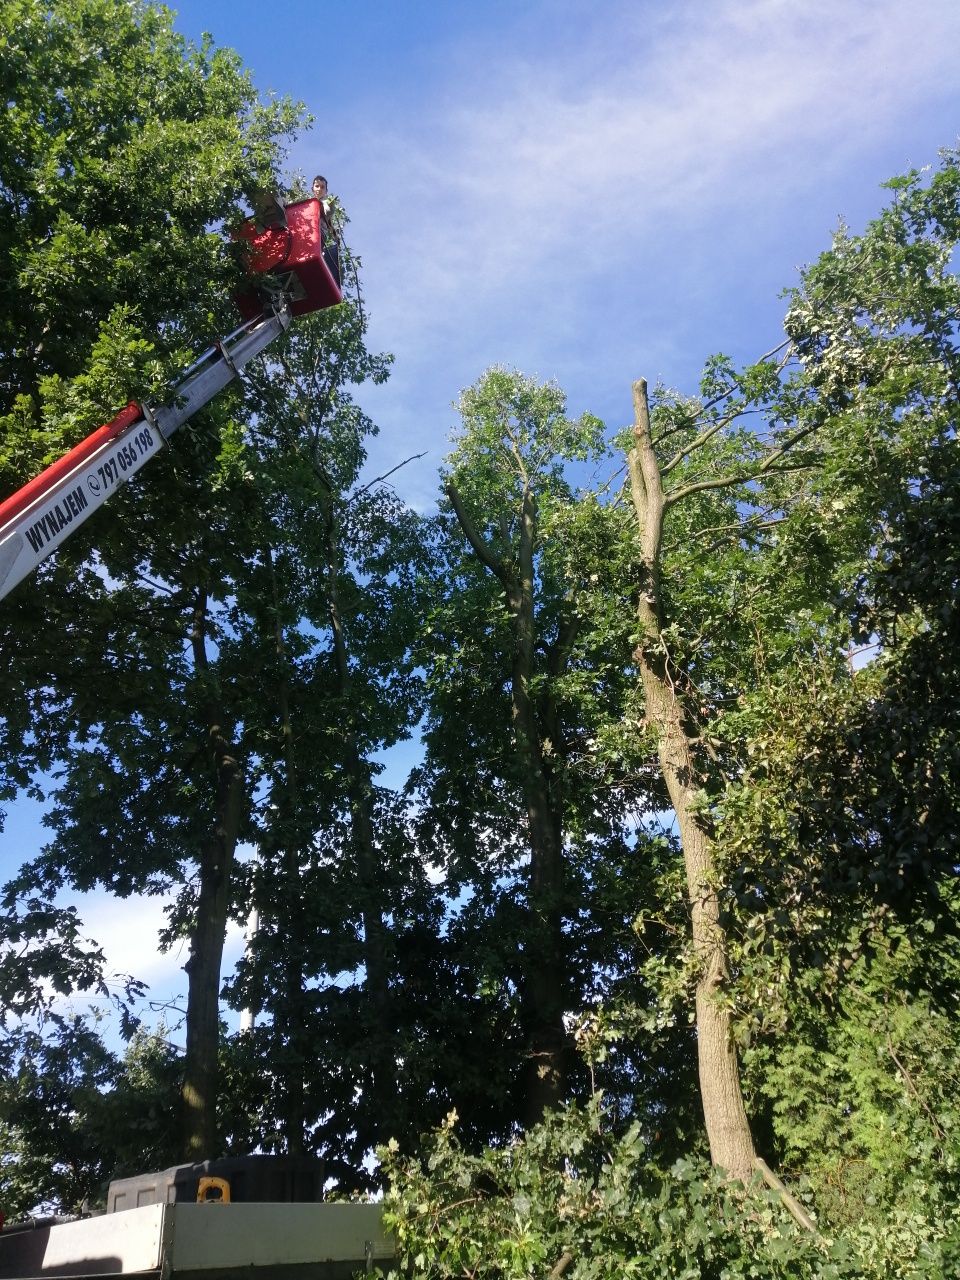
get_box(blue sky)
[4,0,960,1039]
[171,0,960,510]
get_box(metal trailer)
[0,1203,394,1280]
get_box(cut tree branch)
[548,1251,575,1280]
[754,1157,818,1234]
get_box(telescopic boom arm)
[0,305,291,603]
[0,191,341,604]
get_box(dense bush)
[375,1101,959,1280]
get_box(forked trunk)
[628,378,756,1181]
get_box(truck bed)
[0,1203,393,1280]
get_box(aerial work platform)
[233,197,342,320]
[0,189,343,606]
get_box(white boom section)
[0,305,291,603]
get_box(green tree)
[418,368,653,1128]
[722,418,960,1228]
[0,1019,187,1216]
[0,0,305,1159]
[620,149,960,1182]
[376,144,960,1253]
[0,1016,118,1216]
[11,294,404,1168]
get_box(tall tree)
[374,152,960,1277]
[622,149,960,1180]
[421,368,651,1126]
[0,0,304,1158]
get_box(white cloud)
[75,891,185,988]
[301,0,960,496]
[55,890,247,1048]
[345,0,959,312]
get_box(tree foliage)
[375,1102,959,1280]
[0,0,305,998]
[376,150,960,1272]
[3,23,960,1271]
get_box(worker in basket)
[312,174,342,287]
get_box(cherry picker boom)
[0,195,340,604]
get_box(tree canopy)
[2,8,960,1271]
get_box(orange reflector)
[197,1176,231,1204]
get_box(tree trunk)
[446,482,568,1123]
[267,545,307,1157]
[510,491,567,1123]
[182,592,244,1161]
[628,378,756,1181]
[513,710,566,1125]
[321,495,396,1131]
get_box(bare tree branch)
[754,1157,818,1234]
[661,408,759,476]
[349,452,427,501]
[665,458,816,507]
[664,412,825,505]
[662,513,787,555]
[548,1251,575,1280]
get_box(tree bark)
[627,378,756,1181]
[181,591,244,1161]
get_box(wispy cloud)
[304,0,959,503]
[346,0,957,305]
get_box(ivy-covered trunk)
[627,379,756,1181]
[182,592,244,1160]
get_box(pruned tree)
[623,149,960,1180]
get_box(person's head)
[312,175,328,198]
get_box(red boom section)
[0,402,142,534]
